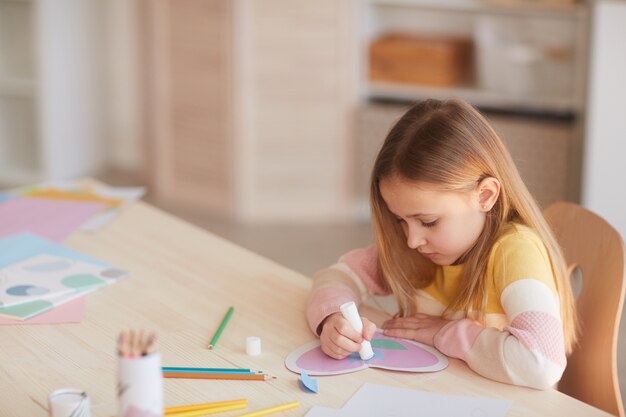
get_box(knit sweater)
[306,223,566,389]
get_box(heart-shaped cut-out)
[285,330,448,376]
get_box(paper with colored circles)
[0,296,85,324]
[0,253,127,309]
[0,233,128,321]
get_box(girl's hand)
[319,312,377,359]
[382,313,450,346]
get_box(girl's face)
[380,176,487,266]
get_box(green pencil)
[208,306,234,350]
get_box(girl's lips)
[421,252,437,259]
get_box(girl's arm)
[306,245,390,335]
[433,279,565,389]
[433,236,566,390]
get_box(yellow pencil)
[231,401,299,417]
[165,399,247,414]
[167,402,247,417]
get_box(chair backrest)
[544,201,626,417]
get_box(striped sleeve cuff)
[306,286,355,335]
[434,318,484,361]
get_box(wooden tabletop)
[0,201,612,417]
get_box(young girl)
[306,98,578,390]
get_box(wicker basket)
[369,34,473,87]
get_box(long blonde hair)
[369,98,578,353]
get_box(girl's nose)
[406,225,426,249]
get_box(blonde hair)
[369,98,578,353]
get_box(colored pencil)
[109,400,248,417]
[117,330,157,358]
[143,333,157,356]
[167,403,246,417]
[165,399,247,414]
[162,367,253,374]
[208,306,234,350]
[163,372,273,381]
[232,401,299,417]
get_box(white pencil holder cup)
[117,352,163,417]
[48,388,90,417]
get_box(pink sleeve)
[306,245,389,335]
[306,286,355,335]
[339,245,389,296]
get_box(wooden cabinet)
[140,0,358,222]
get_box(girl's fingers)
[320,327,361,359]
[326,313,364,343]
[321,340,348,359]
[362,319,377,340]
[383,327,419,340]
[320,312,381,358]
[383,312,434,328]
[383,317,422,330]
[320,331,343,358]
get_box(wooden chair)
[544,202,626,417]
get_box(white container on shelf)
[505,43,542,97]
[474,14,575,101]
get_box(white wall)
[581,0,626,238]
[104,0,142,171]
[37,0,107,179]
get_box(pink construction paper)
[0,297,85,325]
[0,197,106,242]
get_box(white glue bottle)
[340,301,374,360]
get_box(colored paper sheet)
[0,192,13,203]
[0,282,99,320]
[0,233,110,269]
[0,253,126,308]
[0,233,128,321]
[22,188,122,206]
[4,180,145,232]
[299,371,319,393]
[0,197,106,242]
[0,297,85,325]
[77,184,145,231]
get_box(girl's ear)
[476,177,500,212]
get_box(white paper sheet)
[304,383,511,417]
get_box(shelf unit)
[354,0,589,214]
[360,0,588,115]
[0,0,106,187]
[366,81,579,115]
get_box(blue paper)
[299,371,319,394]
[0,233,124,320]
[0,233,108,269]
[0,192,13,204]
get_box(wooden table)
[0,202,612,417]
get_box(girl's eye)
[421,220,438,228]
